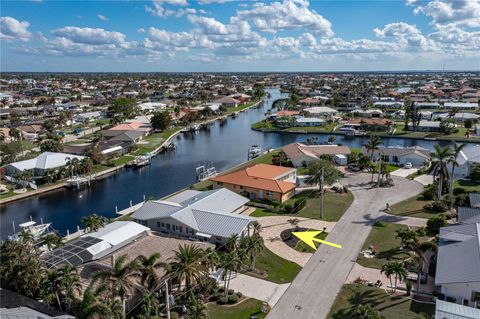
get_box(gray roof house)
[365,146,430,167]
[458,207,480,224]
[132,189,255,243]
[470,193,480,208]
[435,223,480,308]
[450,144,480,178]
[4,152,85,177]
[435,299,480,319]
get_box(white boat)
[9,221,51,241]
[248,145,265,160]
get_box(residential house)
[415,102,441,109]
[295,117,326,127]
[444,102,478,111]
[303,106,338,117]
[435,300,480,319]
[365,146,430,167]
[132,189,255,244]
[214,96,240,108]
[4,152,85,177]
[353,109,384,118]
[435,223,480,308]
[343,118,393,132]
[0,128,13,142]
[103,121,152,140]
[449,144,480,178]
[298,98,322,106]
[73,111,103,124]
[17,124,43,140]
[282,143,351,168]
[408,120,443,132]
[436,112,480,123]
[210,164,296,202]
[373,101,403,109]
[458,206,480,224]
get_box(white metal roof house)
[295,117,326,127]
[435,300,480,319]
[4,152,85,177]
[365,146,430,167]
[435,223,480,308]
[444,102,479,111]
[132,188,255,243]
[43,221,149,268]
[449,144,480,178]
[303,106,338,117]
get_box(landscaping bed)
[207,298,269,319]
[279,227,328,253]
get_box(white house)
[436,112,480,123]
[295,117,326,127]
[4,152,85,177]
[415,102,440,109]
[303,106,337,117]
[365,146,430,167]
[449,144,480,178]
[435,300,480,319]
[444,102,479,111]
[435,223,480,308]
[373,101,403,109]
[73,111,103,123]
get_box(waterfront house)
[448,144,480,178]
[343,118,393,132]
[364,146,430,167]
[352,109,384,118]
[103,121,152,140]
[303,106,338,117]
[73,111,103,124]
[298,98,322,106]
[436,112,480,123]
[4,152,85,177]
[214,96,240,108]
[295,117,326,127]
[373,101,403,109]
[282,143,351,168]
[435,223,480,308]
[408,120,442,132]
[132,189,255,244]
[210,164,296,202]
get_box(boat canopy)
[19,221,36,228]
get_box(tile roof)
[436,223,480,285]
[211,164,296,193]
[282,143,351,161]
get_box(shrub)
[455,193,470,207]
[424,201,447,212]
[426,214,448,235]
[421,184,436,200]
[235,291,242,298]
[453,187,467,196]
[217,297,228,305]
[227,289,235,295]
[227,294,239,304]
[170,312,179,319]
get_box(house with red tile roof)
[210,164,296,202]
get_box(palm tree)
[430,145,453,203]
[136,253,166,289]
[92,254,139,310]
[411,241,437,297]
[218,251,241,297]
[166,244,208,291]
[138,289,161,318]
[57,264,82,312]
[448,142,466,207]
[240,234,264,271]
[380,261,407,293]
[43,233,64,251]
[74,286,111,319]
[364,134,381,182]
[81,214,108,232]
[204,247,220,272]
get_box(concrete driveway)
[414,174,433,186]
[391,167,418,178]
[228,274,290,307]
[267,174,423,319]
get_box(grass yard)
[206,298,268,319]
[112,155,135,166]
[328,284,435,319]
[389,195,441,219]
[356,222,410,270]
[295,231,328,253]
[0,184,16,200]
[250,191,354,222]
[285,123,337,133]
[455,180,480,193]
[253,247,301,284]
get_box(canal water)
[0,89,448,239]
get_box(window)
[166,224,171,230]
[179,226,183,233]
[240,186,244,190]
[217,182,223,186]
[381,155,389,162]
[157,222,161,227]
[393,156,399,162]
[161,222,164,227]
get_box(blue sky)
[1,0,479,72]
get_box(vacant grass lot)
[328,284,435,319]
[251,191,354,222]
[253,247,301,284]
[356,222,410,270]
[207,298,268,319]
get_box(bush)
[421,184,436,200]
[426,214,448,235]
[235,291,242,298]
[170,312,179,319]
[424,201,448,212]
[455,193,470,207]
[217,297,228,305]
[453,187,467,195]
[228,289,235,295]
[227,294,239,304]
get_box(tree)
[80,157,94,176]
[430,145,453,203]
[426,214,448,236]
[166,244,208,291]
[43,233,64,251]
[110,98,137,119]
[151,111,172,131]
[240,234,264,271]
[92,254,139,310]
[87,145,104,164]
[380,262,407,293]
[448,142,466,207]
[363,134,382,182]
[57,264,82,312]
[73,286,112,319]
[66,157,81,177]
[218,250,241,297]
[287,218,300,231]
[464,118,473,130]
[40,139,63,152]
[137,289,161,318]
[353,304,383,319]
[306,159,341,186]
[81,214,108,232]
[136,253,166,289]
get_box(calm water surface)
[0,89,448,239]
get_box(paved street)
[267,173,423,319]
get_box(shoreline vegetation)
[251,119,480,143]
[1,98,265,204]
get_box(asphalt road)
[267,173,423,319]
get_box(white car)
[403,162,413,169]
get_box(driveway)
[414,174,433,186]
[228,274,290,307]
[258,216,337,267]
[391,167,418,178]
[267,174,423,319]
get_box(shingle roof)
[436,223,480,285]
[211,164,296,193]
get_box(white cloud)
[52,26,126,45]
[97,14,108,21]
[237,0,333,36]
[145,0,194,17]
[188,15,228,34]
[411,0,480,27]
[0,16,31,42]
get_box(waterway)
[0,89,448,239]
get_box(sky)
[1,0,479,72]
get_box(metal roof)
[435,300,480,319]
[470,193,480,208]
[436,223,480,285]
[458,207,480,224]
[190,209,255,238]
[7,152,85,172]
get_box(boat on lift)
[247,145,265,160]
[8,221,51,241]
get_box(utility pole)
[320,166,324,220]
[165,279,171,319]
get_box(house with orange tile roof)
[210,164,297,203]
[103,121,152,140]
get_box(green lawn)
[356,222,410,270]
[251,191,354,222]
[206,298,268,319]
[253,247,301,284]
[328,284,435,319]
[112,155,135,166]
[0,184,16,200]
[285,123,337,133]
[295,231,328,253]
[455,180,480,193]
[389,195,440,219]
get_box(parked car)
[403,162,413,169]
[348,164,361,172]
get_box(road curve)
[267,173,423,319]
